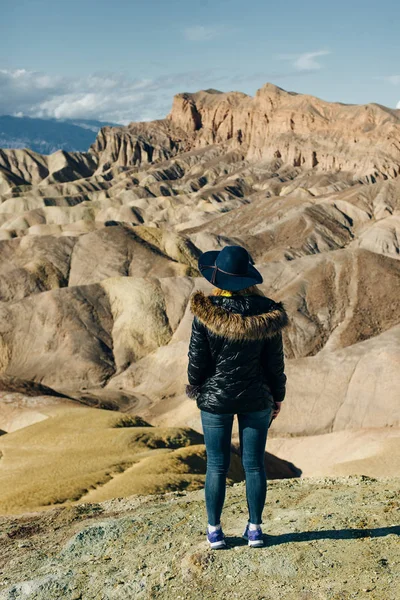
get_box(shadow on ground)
[223,525,400,549]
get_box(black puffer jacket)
[187,290,289,414]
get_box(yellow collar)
[214,289,234,296]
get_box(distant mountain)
[0,115,118,154]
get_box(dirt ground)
[0,475,399,599]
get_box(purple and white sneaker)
[242,522,264,547]
[206,525,227,549]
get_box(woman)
[186,245,288,549]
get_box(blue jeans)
[200,407,273,526]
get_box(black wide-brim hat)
[198,245,263,291]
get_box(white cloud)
[277,50,330,72]
[397,100,400,108]
[0,68,226,124]
[0,66,321,124]
[183,25,225,41]
[381,75,400,85]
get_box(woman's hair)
[212,285,265,297]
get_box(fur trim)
[190,289,289,341]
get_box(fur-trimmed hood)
[189,289,289,341]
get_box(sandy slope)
[266,428,400,478]
[0,405,232,515]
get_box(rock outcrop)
[168,84,400,180]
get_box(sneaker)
[206,525,227,549]
[242,522,264,547]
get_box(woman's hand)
[271,401,282,420]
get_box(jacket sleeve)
[187,316,213,387]
[260,331,287,403]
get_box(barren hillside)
[0,82,399,505]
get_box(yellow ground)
[0,405,243,514]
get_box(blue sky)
[1,0,399,123]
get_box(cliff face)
[168,83,400,180]
[1,83,399,191]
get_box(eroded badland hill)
[0,84,399,596]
